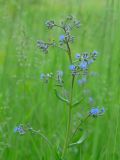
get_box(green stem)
[66,41,72,64]
[54,24,72,64]
[64,32,72,64]
[62,104,71,158]
[60,27,73,158]
[69,115,90,142]
[61,76,75,158]
[32,129,53,148]
[31,129,60,159]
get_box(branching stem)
[69,115,90,142]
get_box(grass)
[0,0,120,159]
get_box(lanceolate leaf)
[54,89,69,104]
[72,98,84,107]
[69,132,88,147]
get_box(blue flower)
[89,97,94,104]
[14,127,19,132]
[83,53,89,60]
[40,73,45,79]
[78,79,82,85]
[90,107,105,117]
[59,35,65,41]
[92,50,98,60]
[82,77,87,83]
[69,65,76,71]
[90,108,99,116]
[79,61,87,69]
[100,107,105,114]
[88,59,94,65]
[78,77,87,85]
[92,50,98,55]
[14,125,25,134]
[75,53,80,59]
[14,125,25,135]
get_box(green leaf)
[72,98,83,107]
[54,89,69,104]
[69,132,88,147]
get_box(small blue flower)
[88,59,94,65]
[92,50,98,60]
[90,108,99,116]
[78,79,82,85]
[83,53,89,60]
[82,77,87,83]
[69,65,76,71]
[14,127,19,132]
[59,35,65,41]
[78,77,87,85]
[40,73,45,79]
[14,125,25,135]
[79,61,87,69]
[92,50,98,55]
[75,53,80,59]
[100,107,105,113]
[89,97,94,104]
[90,107,105,117]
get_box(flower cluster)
[90,107,105,117]
[40,70,64,85]
[45,20,55,29]
[37,40,49,54]
[37,16,81,54]
[14,125,26,135]
[14,16,105,160]
[37,40,56,54]
[61,15,81,30]
[40,72,53,83]
[69,51,98,76]
[59,34,74,45]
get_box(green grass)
[0,0,120,159]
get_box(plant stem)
[66,41,72,64]
[62,104,71,158]
[61,28,74,158]
[63,28,72,64]
[69,115,90,142]
[55,24,73,64]
[31,129,60,159]
[61,76,75,159]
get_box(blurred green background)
[0,0,120,159]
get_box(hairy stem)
[63,28,72,64]
[66,41,72,64]
[55,25,74,158]
[54,24,72,64]
[62,76,75,158]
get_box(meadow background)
[0,0,120,159]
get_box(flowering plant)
[15,15,105,160]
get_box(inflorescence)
[14,15,105,160]
[37,15,104,117]
[90,107,105,117]
[69,51,98,76]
